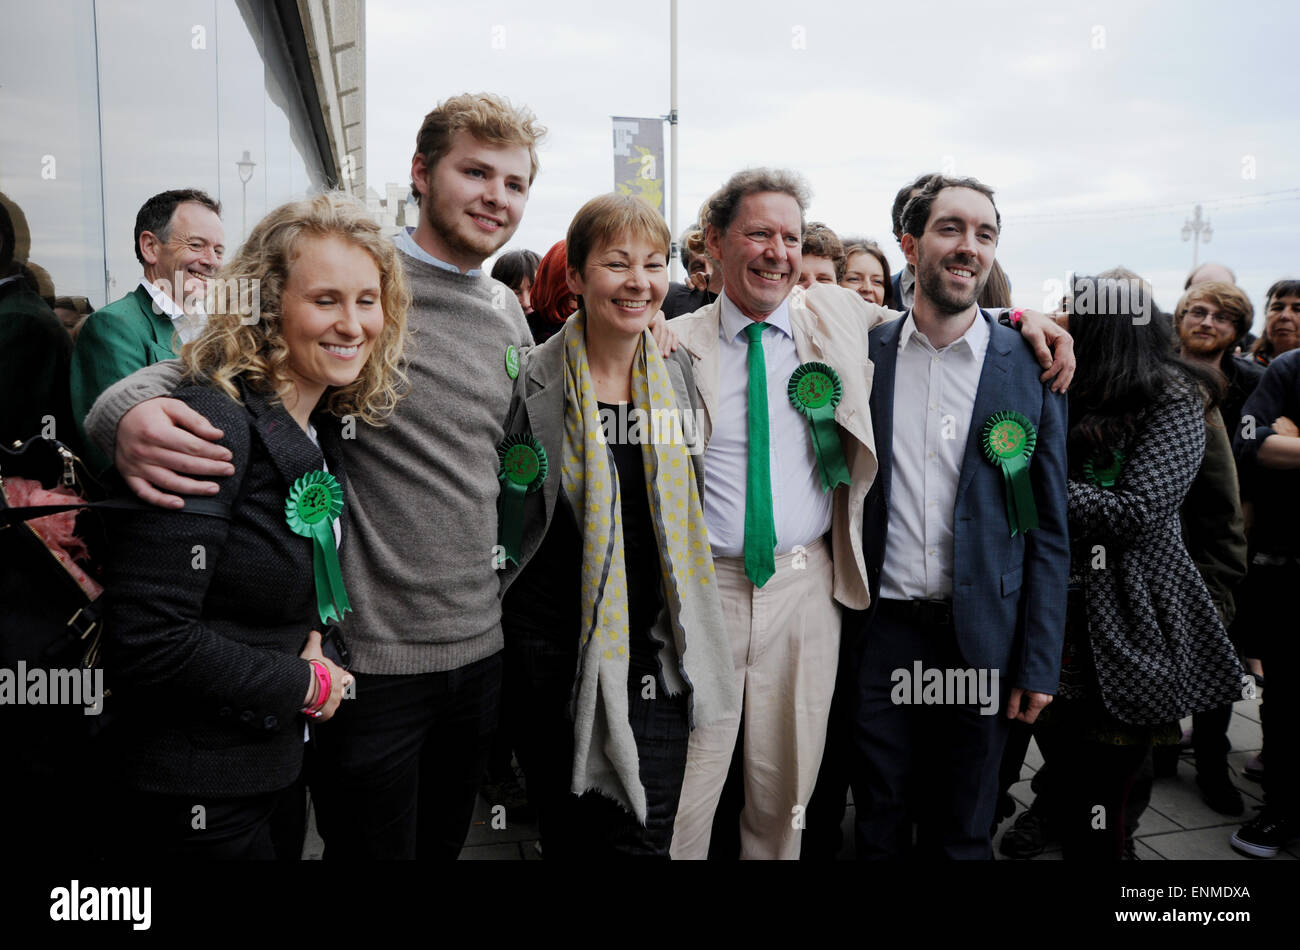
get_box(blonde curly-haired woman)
[106,192,409,859]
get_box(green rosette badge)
[981,411,1040,536]
[497,434,548,565]
[788,362,851,492]
[285,470,352,624]
[1083,449,1124,488]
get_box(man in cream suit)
[668,170,900,859]
[669,169,1072,859]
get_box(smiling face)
[140,201,225,299]
[1266,294,1300,354]
[706,190,802,320]
[566,231,668,341]
[411,130,531,272]
[280,234,385,408]
[903,186,998,316]
[841,249,886,305]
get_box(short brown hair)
[901,175,1000,240]
[702,168,811,237]
[566,193,671,275]
[1175,281,1253,340]
[409,93,547,203]
[802,222,844,277]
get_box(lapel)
[237,379,326,496]
[789,291,873,451]
[957,311,1014,500]
[675,300,722,437]
[870,313,905,504]
[522,336,565,519]
[131,285,182,357]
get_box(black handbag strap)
[0,496,232,527]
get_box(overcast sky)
[366,0,1299,329]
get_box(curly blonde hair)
[182,191,410,426]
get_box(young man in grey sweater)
[86,93,545,859]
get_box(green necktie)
[743,322,777,588]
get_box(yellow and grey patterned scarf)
[561,311,720,822]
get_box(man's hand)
[649,310,680,354]
[116,397,233,508]
[1273,415,1299,438]
[1018,309,1075,393]
[1006,687,1052,725]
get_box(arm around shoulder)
[84,358,186,459]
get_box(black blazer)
[105,377,349,797]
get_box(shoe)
[1243,753,1264,783]
[1231,808,1300,858]
[999,806,1054,859]
[1196,772,1244,816]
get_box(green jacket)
[70,285,180,471]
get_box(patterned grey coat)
[1068,376,1246,725]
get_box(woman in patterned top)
[1038,275,1245,861]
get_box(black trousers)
[127,778,305,860]
[505,624,688,859]
[309,652,502,860]
[849,602,1010,860]
[1037,699,1151,860]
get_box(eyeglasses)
[1183,306,1235,328]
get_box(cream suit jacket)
[672,282,902,610]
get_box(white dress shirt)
[880,310,990,601]
[703,291,833,558]
[140,277,206,345]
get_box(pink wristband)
[306,660,331,715]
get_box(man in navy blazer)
[848,176,1069,859]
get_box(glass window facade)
[0,0,332,311]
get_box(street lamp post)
[236,150,257,240]
[1181,203,1212,270]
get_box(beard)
[917,255,987,314]
[423,195,511,264]
[1180,329,1229,358]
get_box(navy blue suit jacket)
[858,310,1069,694]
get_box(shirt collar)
[898,307,990,360]
[140,277,184,319]
[899,266,916,295]
[719,289,793,344]
[395,227,483,277]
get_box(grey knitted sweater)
[85,247,533,674]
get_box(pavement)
[302,695,1285,861]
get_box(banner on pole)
[612,116,665,216]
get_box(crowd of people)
[3,90,1298,863]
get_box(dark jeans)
[1265,597,1300,814]
[128,779,304,860]
[505,624,688,858]
[849,602,1011,860]
[309,652,502,860]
